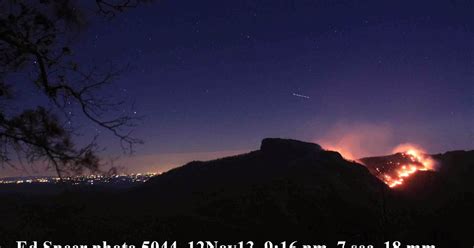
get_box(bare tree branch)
[0,1,144,178]
[95,0,149,17]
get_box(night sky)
[5,0,474,176]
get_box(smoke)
[316,122,395,160]
[392,143,426,154]
[392,143,440,170]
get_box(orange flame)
[382,144,436,188]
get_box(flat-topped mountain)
[0,138,472,246]
[140,138,386,202]
[131,138,387,240]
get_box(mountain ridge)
[0,138,472,245]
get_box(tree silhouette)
[0,0,147,178]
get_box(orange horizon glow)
[321,144,357,161]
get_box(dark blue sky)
[10,0,474,175]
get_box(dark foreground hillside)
[0,138,472,247]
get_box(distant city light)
[0,172,160,185]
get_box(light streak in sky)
[292,93,310,99]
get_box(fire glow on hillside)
[384,147,435,187]
[358,144,437,188]
[326,141,438,188]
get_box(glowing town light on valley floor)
[0,172,160,185]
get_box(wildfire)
[357,144,437,188]
[381,145,436,188]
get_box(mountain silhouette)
[140,138,386,203]
[132,138,387,240]
[0,138,472,246]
